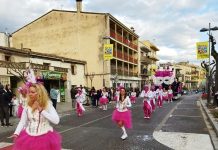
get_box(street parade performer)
[11,68,61,150]
[112,87,132,140]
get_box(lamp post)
[89,72,95,88]
[200,23,218,105]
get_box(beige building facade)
[11,1,140,89]
[139,40,159,88]
[0,46,86,102]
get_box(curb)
[199,98,218,150]
[199,98,218,136]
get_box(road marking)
[153,131,213,150]
[170,115,201,118]
[176,108,199,110]
[155,101,181,131]
[0,142,13,148]
[59,114,112,134]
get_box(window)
[5,55,11,61]
[71,65,77,75]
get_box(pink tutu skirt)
[99,97,108,105]
[168,93,173,99]
[13,130,61,150]
[114,96,118,101]
[163,96,168,101]
[112,109,132,128]
[17,104,23,118]
[130,96,136,102]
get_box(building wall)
[0,33,8,47]
[12,10,107,89]
[0,50,86,101]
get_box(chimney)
[76,0,82,13]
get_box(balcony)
[141,56,152,64]
[124,69,129,76]
[140,69,151,77]
[117,67,123,75]
[111,66,116,74]
[148,55,159,61]
[110,29,138,51]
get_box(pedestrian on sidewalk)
[0,84,13,127]
[12,83,61,150]
[112,87,132,140]
[5,84,13,117]
[50,85,58,109]
[11,94,19,117]
[75,88,85,117]
[70,85,77,108]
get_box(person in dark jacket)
[5,84,13,117]
[0,84,12,127]
[70,85,77,108]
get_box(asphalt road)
[0,94,213,150]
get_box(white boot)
[105,105,107,110]
[121,126,128,140]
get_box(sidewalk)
[199,98,218,150]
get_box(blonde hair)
[27,83,49,112]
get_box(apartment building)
[11,0,140,89]
[139,40,159,87]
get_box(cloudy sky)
[1,0,218,65]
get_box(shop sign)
[42,71,62,80]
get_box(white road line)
[0,142,13,148]
[170,115,201,118]
[59,114,112,134]
[155,101,181,131]
[176,108,199,110]
[153,131,213,150]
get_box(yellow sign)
[196,41,209,60]
[104,44,113,60]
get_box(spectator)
[50,85,58,109]
[5,84,13,117]
[70,85,77,108]
[0,84,13,127]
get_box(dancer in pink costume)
[130,88,137,104]
[168,86,173,102]
[140,85,153,119]
[112,87,132,140]
[99,87,109,110]
[12,83,61,150]
[150,85,156,112]
[156,85,163,108]
[114,88,120,101]
[75,88,85,117]
[162,88,169,103]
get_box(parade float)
[152,66,182,100]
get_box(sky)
[0,0,218,65]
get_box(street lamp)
[200,23,218,105]
[89,72,95,88]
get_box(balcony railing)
[110,29,138,51]
[141,56,152,64]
